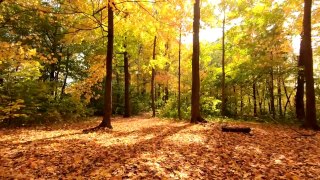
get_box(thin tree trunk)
[113,69,120,114]
[99,0,113,129]
[302,0,318,129]
[178,28,182,120]
[191,0,205,123]
[60,49,70,99]
[282,79,292,117]
[277,75,283,117]
[269,68,276,119]
[123,42,130,118]
[240,86,243,116]
[258,85,264,115]
[233,86,237,116]
[221,3,226,116]
[136,45,142,94]
[253,82,257,117]
[151,36,156,117]
[164,42,169,103]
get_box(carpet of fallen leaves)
[1,115,320,179]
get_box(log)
[222,126,251,133]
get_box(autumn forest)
[0,0,320,179]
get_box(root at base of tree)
[191,116,208,124]
[82,124,113,134]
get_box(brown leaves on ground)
[0,115,319,179]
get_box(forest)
[0,0,320,179]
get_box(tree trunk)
[99,0,113,129]
[178,28,182,120]
[136,45,142,94]
[277,75,283,117]
[301,0,318,129]
[151,36,156,117]
[221,4,226,116]
[283,79,292,117]
[240,86,243,116]
[113,69,120,114]
[233,86,237,116]
[123,42,130,118]
[191,0,204,123]
[253,82,257,117]
[60,49,70,99]
[269,68,276,119]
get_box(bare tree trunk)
[221,3,227,116]
[269,68,276,119]
[253,82,257,117]
[282,79,292,117]
[277,74,283,117]
[240,86,243,116]
[136,45,142,94]
[178,28,182,120]
[151,36,156,117]
[233,86,237,116]
[302,0,318,129]
[123,42,131,118]
[60,49,70,99]
[191,0,205,123]
[99,0,114,129]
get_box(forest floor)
[0,115,320,179]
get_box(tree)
[178,28,182,120]
[98,0,114,129]
[151,36,157,117]
[123,41,131,118]
[221,1,226,116]
[191,0,205,123]
[301,0,319,130]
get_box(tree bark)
[277,75,283,117]
[123,42,130,118]
[191,0,205,123]
[269,68,276,119]
[240,86,243,116]
[136,45,142,94]
[301,0,319,129]
[283,79,292,117]
[221,4,227,116]
[99,0,113,129]
[253,82,257,117]
[151,36,156,117]
[178,28,182,120]
[60,49,70,99]
[233,86,237,116]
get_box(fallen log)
[221,126,251,133]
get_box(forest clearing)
[1,0,320,178]
[1,115,319,179]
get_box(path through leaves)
[0,116,320,179]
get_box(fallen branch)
[222,126,251,133]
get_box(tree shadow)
[1,120,319,179]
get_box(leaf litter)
[0,115,319,179]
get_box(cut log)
[222,126,251,133]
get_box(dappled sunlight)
[0,130,80,143]
[1,117,320,179]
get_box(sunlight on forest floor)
[0,116,320,179]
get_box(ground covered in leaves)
[1,115,320,179]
